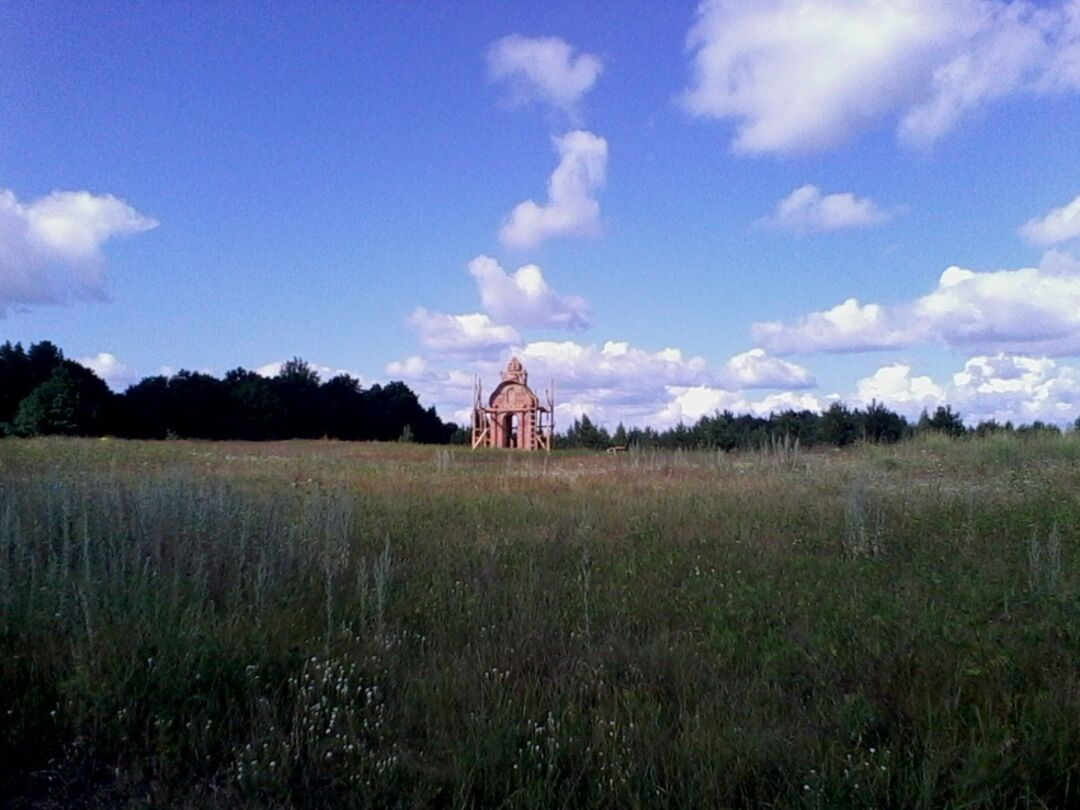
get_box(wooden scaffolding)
[471,357,554,451]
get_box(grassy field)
[3,436,1080,808]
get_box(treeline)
[0,341,456,442]
[559,401,1072,451]
[4,339,1075,448]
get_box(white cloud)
[77,352,137,391]
[723,348,815,388]
[753,298,912,354]
[853,353,1080,425]
[402,255,588,364]
[1041,0,1080,91]
[755,252,1080,355]
[517,339,707,391]
[749,390,830,415]
[499,130,608,250]
[897,1,1053,147]
[0,187,157,313]
[1039,247,1080,275]
[853,363,945,416]
[407,308,521,355]
[385,355,429,378]
[652,385,737,425]
[950,353,1080,424]
[487,34,603,118]
[1019,193,1080,245]
[467,255,589,329]
[682,0,1080,154]
[913,262,1080,352]
[760,185,893,233]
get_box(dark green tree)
[919,405,965,437]
[166,371,232,438]
[119,376,171,438]
[820,402,859,446]
[575,414,610,450]
[320,373,365,439]
[1016,420,1061,437]
[560,414,610,449]
[0,342,31,430]
[27,341,64,386]
[273,358,322,438]
[12,363,113,436]
[696,411,739,450]
[611,422,628,447]
[769,409,822,446]
[12,366,80,435]
[858,400,908,443]
[224,368,283,439]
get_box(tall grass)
[2,436,1080,807]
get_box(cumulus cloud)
[950,353,1080,424]
[467,255,589,329]
[849,353,1080,425]
[912,262,1080,352]
[723,348,815,388]
[853,363,945,416]
[753,298,912,354]
[514,339,705,390]
[487,34,603,118]
[77,352,137,391]
[499,130,608,250]
[385,355,429,378]
[896,1,1069,148]
[682,0,1080,154]
[755,252,1080,355]
[0,188,157,314]
[407,308,521,355]
[1019,193,1080,245]
[759,185,893,233]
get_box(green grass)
[3,436,1080,807]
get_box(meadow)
[3,435,1080,808]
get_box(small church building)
[471,357,554,451]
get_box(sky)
[3,0,1080,428]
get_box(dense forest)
[0,341,455,443]
[557,396,1071,450]
[2,340,1072,447]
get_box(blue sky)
[3,0,1080,427]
